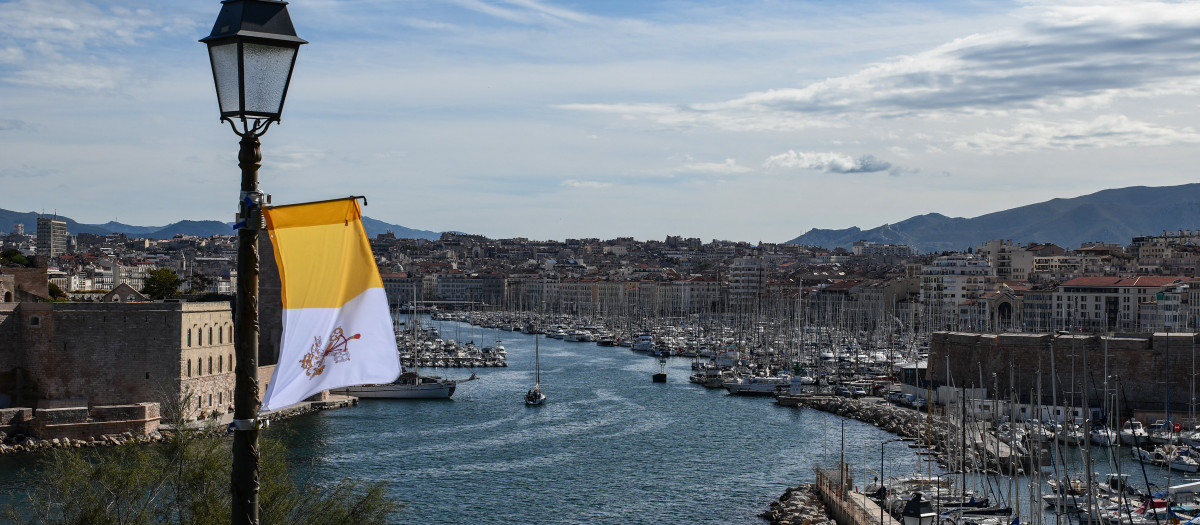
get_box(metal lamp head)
[201,0,306,124]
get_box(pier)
[814,467,902,525]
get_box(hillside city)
[5,216,1200,335]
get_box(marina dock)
[814,467,902,525]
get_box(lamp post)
[201,2,304,524]
[879,438,903,525]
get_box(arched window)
[208,327,213,346]
[208,356,213,374]
[187,329,192,347]
[218,355,223,373]
[187,360,192,377]
[218,328,222,344]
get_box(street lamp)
[879,438,903,525]
[200,2,305,524]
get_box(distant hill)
[786,183,1200,252]
[0,208,442,241]
[359,216,441,240]
[0,209,113,236]
[97,221,163,235]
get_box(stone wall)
[18,302,184,408]
[0,408,32,436]
[1,302,235,419]
[1,268,49,301]
[930,331,1194,416]
[0,304,24,378]
[30,403,160,441]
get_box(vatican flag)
[260,198,401,411]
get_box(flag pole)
[265,195,367,210]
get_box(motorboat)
[632,335,656,352]
[1120,420,1149,446]
[723,374,790,396]
[332,371,459,399]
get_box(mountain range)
[6,183,1198,250]
[0,209,442,241]
[786,183,1200,252]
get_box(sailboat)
[525,334,546,406]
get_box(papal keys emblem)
[300,327,361,378]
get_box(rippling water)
[276,319,925,524]
[13,317,1186,523]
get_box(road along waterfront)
[276,318,925,524]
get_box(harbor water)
[1,316,1195,523]
[276,317,924,524]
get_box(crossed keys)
[299,327,361,378]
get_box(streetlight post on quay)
[879,438,903,525]
[200,2,305,524]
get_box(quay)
[763,469,897,525]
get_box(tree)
[3,392,402,524]
[141,268,181,300]
[189,273,216,294]
[47,283,67,300]
[1,248,30,268]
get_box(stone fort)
[930,331,1195,423]
[0,244,289,440]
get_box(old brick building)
[0,301,236,421]
[930,331,1194,421]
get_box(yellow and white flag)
[260,198,401,411]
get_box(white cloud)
[763,151,894,174]
[564,2,1200,131]
[952,115,1200,154]
[677,158,752,175]
[9,62,128,90]
[0,47,23,64]
[0,0,195,91]
[561,179,612,189]
[447,0,590,25]
[270,146,328,171]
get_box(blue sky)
[3,0,1200,243]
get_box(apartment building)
[1052,275,1187,331]
[920,255,997,330]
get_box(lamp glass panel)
[209,43,242,114]
[242,43,296,116]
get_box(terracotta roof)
[825,280,865,291]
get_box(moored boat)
[332,371,459,399]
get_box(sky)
[2,0,1200,243]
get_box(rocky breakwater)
[0,430,166,454]
[789,396,948,448]
[760,483,836,525]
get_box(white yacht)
[332,371,459,399]
[1120,420,1149,446]
[723,374,790,396]
[632,335,656,352]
